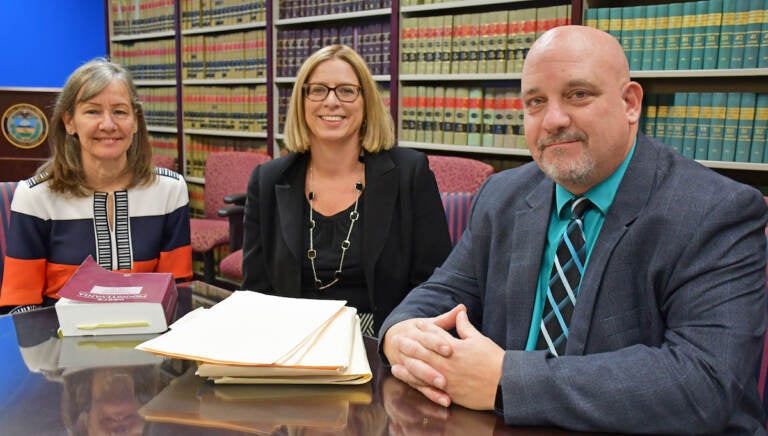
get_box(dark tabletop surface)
[0,282,595,435]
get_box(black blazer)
[242,147,452,332]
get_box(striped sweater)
[0,168,192,307]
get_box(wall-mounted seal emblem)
[2,103,49,149]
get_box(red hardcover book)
[55,256,178,336]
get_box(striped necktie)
[537,196,591,356]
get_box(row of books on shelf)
[643,92,768,163]
[275,84,391,132]
[586,0,768,71]
[139,87,177,128]
[276,23,391,77]
[399,85,526,149]
[278,0,391,19]
[400,5,570,76]
[182,30,267,80]
[183,135,265,179]
[182,85,268,132]
[111,39,176,81]
[149,133,178,162]
[182,0,266,29]
[110,0,175,36]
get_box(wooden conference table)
[0,281,592,435]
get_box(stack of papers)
[136,291,372,385]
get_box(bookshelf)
[584,0,768,186]
[397,0,572,164]
[106,0,768,190]
[271,1,395,155]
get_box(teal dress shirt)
[525,141,637,350]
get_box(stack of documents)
[136,291,372,385]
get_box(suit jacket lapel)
[567,134,659,354]
[275,154,307,267]
[505,178,555,349]
[361,152,397,286]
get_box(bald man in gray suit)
[380,25,768,434]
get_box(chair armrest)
[218,204,245,251]
[223,192,246,205]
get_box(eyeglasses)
[303,83,362,102]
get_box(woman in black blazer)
[241,45,451,335]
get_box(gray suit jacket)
[380,133,768,434]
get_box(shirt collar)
[554,138,637,219]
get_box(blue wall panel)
[0,0,107,88]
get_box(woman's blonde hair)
[282,45,395,153]
[42,58,154,196]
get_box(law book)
[466,87,484,147]
[626,6,644,70]
[439,14,454,74]
[689,0,708,69]
[651,3,670,70]
[583,6,598,29]
[536,5,557,38]
[642,93,659,137]
[721,92,743,162]
[423,85,435,143]
[677,1,697,70]
[442,86,456,145]
[453,86,470,145]
[492,87,508,148]
[505,87,525,149]
[666,92,688,154]
[55,256,178,337]
[743,0,763,68]
[399,17,417,75]
[516,8,537,73]
[702,0,724,69]
[664,2,684,70]
[728,0,750,68]
[481,87,496,147]
[399,85,417,142]
[452,14,467,74]
[464,13,481,75]
[595,6,610,33]
[708,92,728,161]
[415,16,430,74]
[415,85,427,143]
[750,94,767,163]
[653,93,675,145]
[136,291,373,385]
[734,92,757,163]
[477,14,493,74]
[717,0,737,69]
[759,5,768,68]
[640,4,658,71]
[682,92,700,158]
[432,86,446,144]
[505,10,522,73]
[488,11,507,74]
[694,93,714,160]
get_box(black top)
[301,197,369,312]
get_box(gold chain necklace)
[306,166,364,290]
